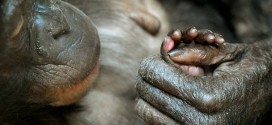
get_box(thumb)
[167,43,241,66]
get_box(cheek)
[25,1,101,106]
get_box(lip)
[48,61,100,106]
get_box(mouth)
[47,61,100,107]
[30,54,100,107]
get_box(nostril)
[35,0,71,40]
[49,11,71,40]
[52,29,69,40]
[50,21,70,40]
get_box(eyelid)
[10,15,24,39]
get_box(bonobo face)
[1,0,100,106]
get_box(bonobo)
[2,0,272,125]
[0,0,99,124]
[135,1,272,124]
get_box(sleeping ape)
[1,0,272,125]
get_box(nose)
[35,0,71,39]
[29,0,72,61]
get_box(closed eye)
[10,16,24,39]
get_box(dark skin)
[0,0,99,124]
[2,0,272,125]
[136,0,272,124]
[136,35,272,125]
[1,0,168,124]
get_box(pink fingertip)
[171,29,182,41]
[216,37,225,44]
[163,36,175,52]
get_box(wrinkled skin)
[161,28,226,76]
[1,0,169,124]
[65,0,169,125]
[2,0,272,125]
[136,0,272,124]
[136,44,272,124]
[0,0,99,124]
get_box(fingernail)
[168,49,182,57]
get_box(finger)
[138,55,249,113]
[135,99,180,125]
[214,33,225,45]
[139,58,221,113]
[183,27,198,43]
[168,43,219,65]
[136,78,196,124]
[135,78,226,124]
[195,29,215,44]
[168,43,239,66]
[168,29,182,42]
[161,36,175,63]
[130,10,160,36]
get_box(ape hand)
[135,40,272,125]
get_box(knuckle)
[196,93,221,113]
